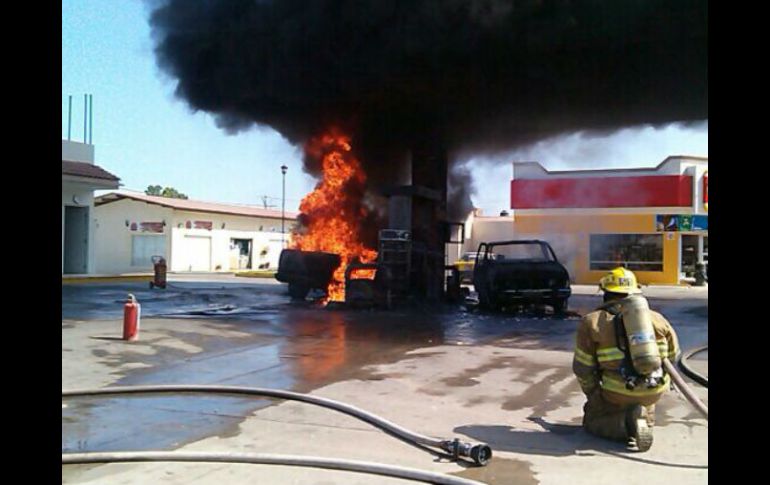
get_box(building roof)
[62,160,120,182]
[95,191,298,220]
[513,155,707,179]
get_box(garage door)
[181,236,211,271]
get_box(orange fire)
[291,130,378,302]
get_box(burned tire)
[552,298,568,315]
[478,287,493,310]
[288,283,310,301]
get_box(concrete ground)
[62,277,707,484]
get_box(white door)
[182,236,211,271]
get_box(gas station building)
[468,156,708,286]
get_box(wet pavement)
[62,280,287,321]
[62,279,707,484]
[62,281,587,453]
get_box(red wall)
[510,175,693,209]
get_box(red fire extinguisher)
[123,293,141,341]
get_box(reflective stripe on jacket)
[572,306,680,407]
[596,339,677,363]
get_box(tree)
[145,185,163,196]
[145,185,189,199]
[161,187,189,199]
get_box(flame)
[292,130,378,302]
[349,268,377,280]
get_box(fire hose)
[677,345,708,388]
[662,358,708,420]
[62,451,484,485]
[62,385,491,466]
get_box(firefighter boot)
[625,404,653,452]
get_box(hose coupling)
[440,439,492,466]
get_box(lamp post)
[281,164,288,248]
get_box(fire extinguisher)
[123,293,141,341]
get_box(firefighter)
[573,267,680,451]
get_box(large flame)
[292,130,378,302]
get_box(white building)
[62,141,121,274]
[93,191,297,274]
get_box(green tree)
[145,185,163,196]
[161,187,189,199]
[145,185,189,199]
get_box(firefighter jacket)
[573,307,680,407]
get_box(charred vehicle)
[473,240,571,312]
[275,249,341,300]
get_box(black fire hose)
[677,345,708,388]
[62,451,485,485]
[62,385,492,466]
[662,359,708,420]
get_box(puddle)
[453,457,539,485]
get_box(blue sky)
[62,1,707,215]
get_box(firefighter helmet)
[599,267,642,294]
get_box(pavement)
[62,271,277,284]
[62,276,707,484]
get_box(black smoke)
[148,0,707,216]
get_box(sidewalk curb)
[62,275,152,284]
[234,271,277,279]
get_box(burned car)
[275,249,341,300]
[473,240,571,312]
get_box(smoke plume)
[148,0,707,215]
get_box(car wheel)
[478,288,493,310]
[552,298,568,315]
[288,283,309,300]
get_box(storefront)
[474,156,708,285]
[93,191,297,275]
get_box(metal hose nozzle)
[440,439,492,466]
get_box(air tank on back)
[620,295,661,374]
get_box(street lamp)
[281,164,288,247]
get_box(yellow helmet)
[599,267,641,294]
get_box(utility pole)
[281,165,288,248]
[67,95,72,140]
[83,94,88,143]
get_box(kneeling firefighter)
[573,267,680,451]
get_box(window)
[589,234,663,272]
[132,235,166,267]
[487,242,554,262]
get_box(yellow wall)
[513,213,680,285]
